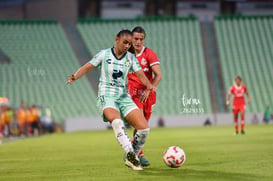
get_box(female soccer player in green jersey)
[66,29,157,171]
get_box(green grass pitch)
[1,124,273,181]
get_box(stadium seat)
[0,21,99,122]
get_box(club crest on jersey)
[141,58,147,65]
[125,59,130,67]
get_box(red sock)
[131,140,144,155]
[0,125,3,136]
[20,126,24,135]
[234,119,238,132]
[241,117,245,131]
[28,123,32,135]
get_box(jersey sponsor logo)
[106,59,124,66]
[110,82,123,87]
[235,93,244,97]
[112,70,123,79]
[106,59,112,64]
[141,58,147,65]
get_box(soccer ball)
[163,146,186,168]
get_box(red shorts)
[129,87,156,121]
[232,105,246,114]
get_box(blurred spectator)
[31,105,40,136]
[263,105,272,124]
[26,105,33,135]
[0,105,11,137]
[0,108,2,143]
[1,101,56,141]
[40,108,54,133]
[204,117,212,126]
[0,105,4,138]
[8,107,18,136]
[251,114,259,124]
[158,116,165,127]
[17,101,26,136]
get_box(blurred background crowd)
[0,100,61,138]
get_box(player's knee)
[138,119,149,129]
[103,108,121,123]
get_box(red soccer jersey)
[127,47,160,89]
[229,84,248,106]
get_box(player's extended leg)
[131,109,150,166]
[240,110,245,134]
[234,113,239,135]
[103,108,142,171]
[125,109,150,157]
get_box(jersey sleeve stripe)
[150,62,160,66]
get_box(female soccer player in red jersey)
[226,76,250,135]
[127,26,162,166]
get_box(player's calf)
[132,128,150,156]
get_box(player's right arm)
[244,85,250,104]
[66,50,104,85]
[66,63,95,85]
[226,86,233,105]
[130,52,157,94]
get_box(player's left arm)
[140,50,162,102]
[139,64,162,103]
[151,64,162,87]
[245,86,250,104]
[226,87,232,105]
[148,50,161,87]
[135,70,157,93]
[131,53,157,93]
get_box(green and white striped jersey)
[89,48,141,97]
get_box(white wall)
[64,112,264,132]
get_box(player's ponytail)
[116,29,132,38]
[128,44,135,53]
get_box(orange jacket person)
[17,107,26,135]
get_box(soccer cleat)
[139,154,150,167]
[125,152,143,171]
[241,130,245,135]
[234,131,239,135]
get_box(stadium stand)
[77,17,213,115]
[0,20,99,121]
[214,15,273,112]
